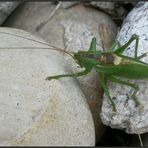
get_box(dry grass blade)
[99,23,111,50]
[129,119,143,147]
[36,2,62,31]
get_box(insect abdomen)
[97,63,148,79]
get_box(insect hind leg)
[108,75,141,107]
[114,34,139,58]
[134,34,139,59]
[108,40,121,52]
[137,52,148,60]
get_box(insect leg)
[108,75,141,107]
[108,40,121,52]
[137,52,148,59]
[114,34,139,56]
[46,68,91,80]
[89,37,96,51]
[134,34,139,59]
[98,73,116,112]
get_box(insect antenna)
[0,31,74,58]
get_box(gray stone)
[88,2,115,14]
[0,28,95,146]
[0,2,20,25]
[101,2,148,134]
[61,2,79,8]
[4,2,118,141]
[86,2,136,25]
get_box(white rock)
[0,28,95,146]
[101,2,148,134]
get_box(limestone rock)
[101,2,148,134]
[0,28,95,146]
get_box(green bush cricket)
[0,31,147,112]
[45,34,148,112]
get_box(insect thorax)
[99,53,115,65]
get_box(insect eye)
[79,64,84,68]
[76,60,83,68]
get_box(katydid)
[45,34,148,112]
[0,31,147,112]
